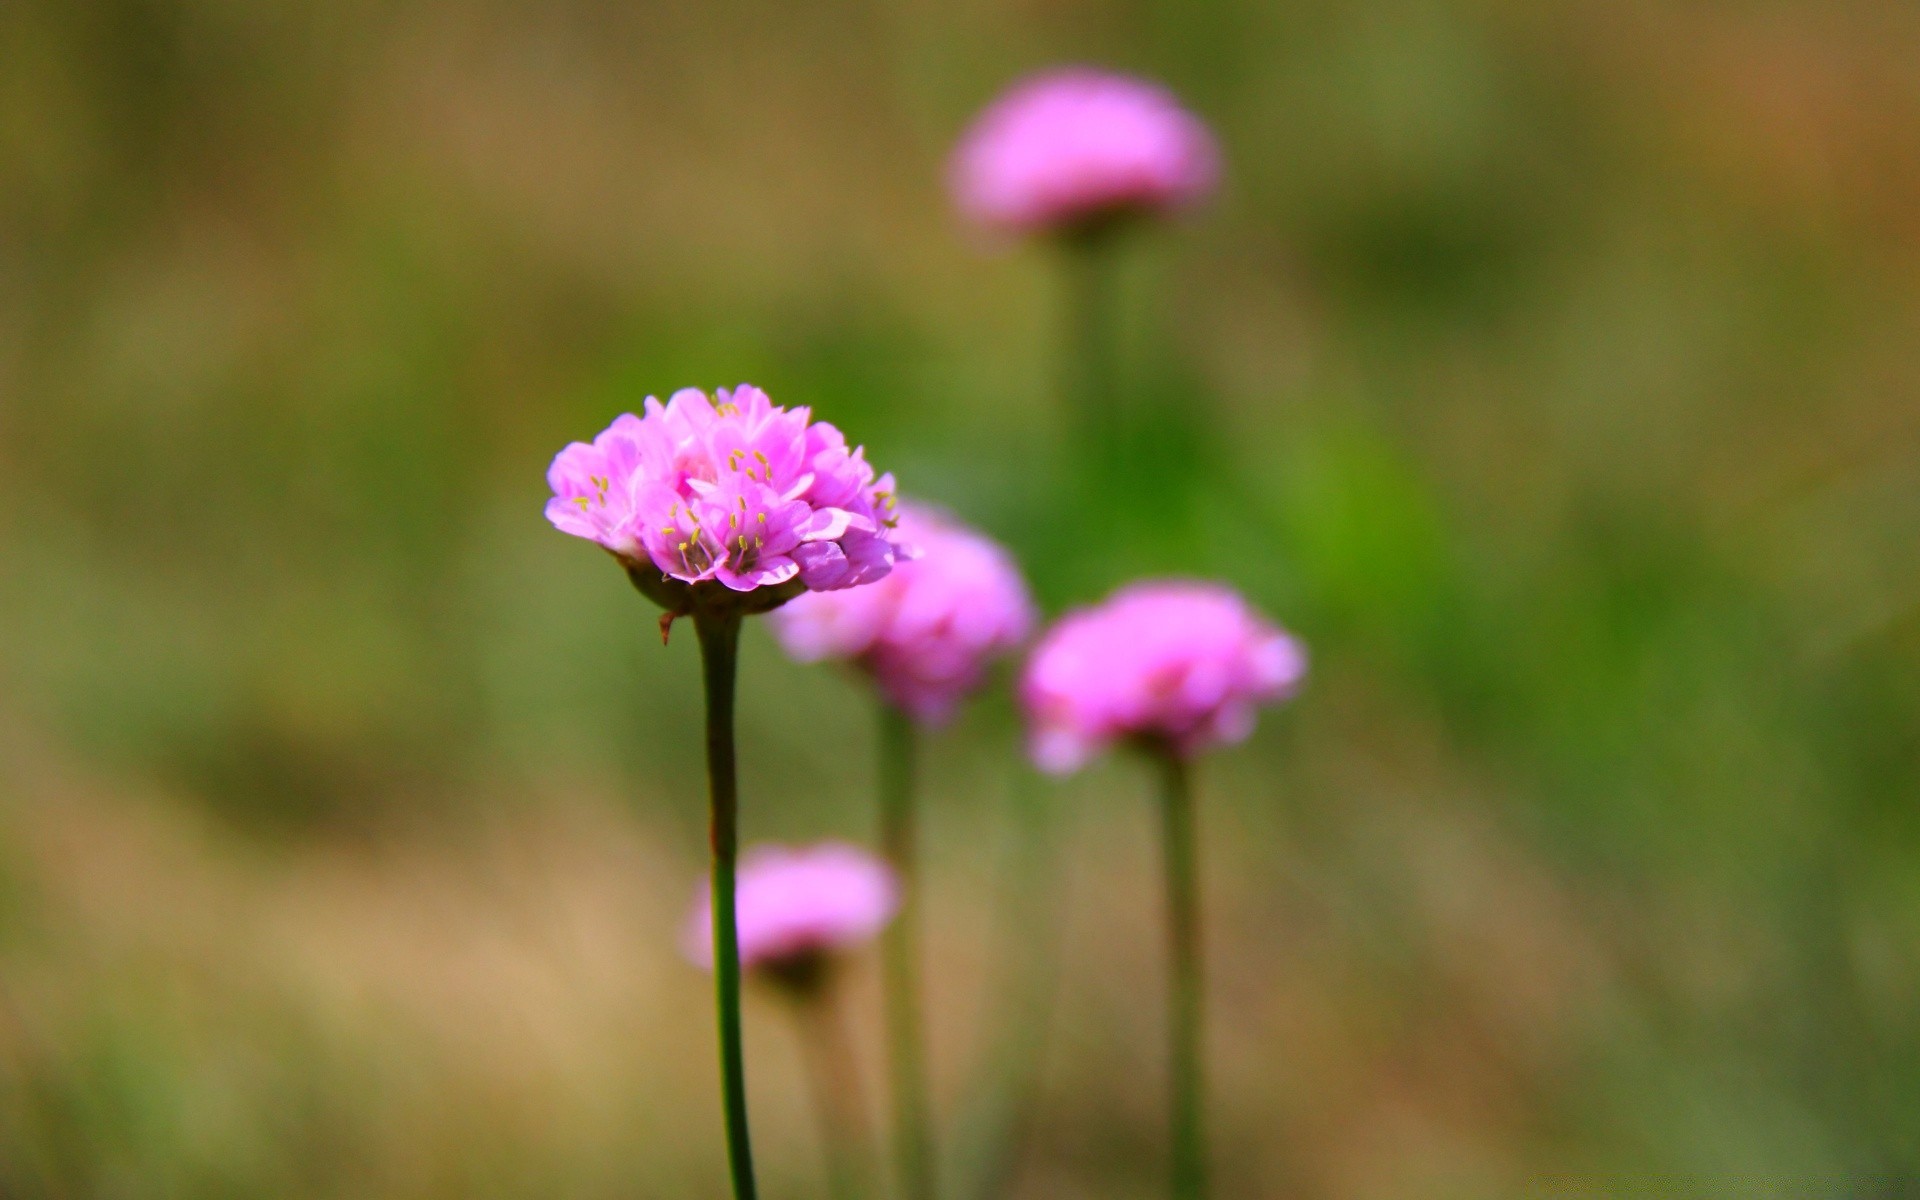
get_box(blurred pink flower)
[684,842,900,972]
[951,68,1219,236]
[770,503,1035,724]
[1021,580,1305,772]
[546,385,903,594]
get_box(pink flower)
[684,842,900,972]
[545,385,904,595]
[1021,580,1305,772]
[770,503,1036,725]
[951,68,1219,236]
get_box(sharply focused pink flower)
[684,842,900,973]
[1021,580,1304,772]
[770,503,1035,725]
[545,385,904,595]
[951,68,1219,236]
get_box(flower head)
[1021,580,1304,772]
[545,386,904,600]
[771,503,1035,725]
[951,68,1219,236]
[683,842,899,976]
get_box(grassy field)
[4,1,1920,1195]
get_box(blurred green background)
[5,0,1920,1195]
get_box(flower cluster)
[683,842,899,973]
[546,385,904,596]
[951,68,1219,236]
[771,503,1035,725]
[1022,580,1306,772]
[534,59,1323,1200]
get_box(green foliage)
[3,0,1920,1194]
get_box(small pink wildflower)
[684,842,900,973]
[1021,580,1305,772]
[770,503,1035,725]
[545,385,904,596]
[951,68,1219,236]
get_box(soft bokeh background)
[5,0,1920,1195]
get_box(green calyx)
[623,561,808,644]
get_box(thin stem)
[791,982,874,1200]
[694,606,758,1200]
[1155,749,1206,1200]
[878,700,936,1200]
[1062,227,1122,491]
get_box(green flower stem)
[878,700,937,1200]
[1154,748,1206,1200]
[1062,225,1123,493]
[791,981,873,1200]
[694,605,758,1200]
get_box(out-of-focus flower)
[1021,580,1304,772]
[771,503,1035,724]
[545,385,904,597]
[684,842,900,974]
[951,68,1219,236]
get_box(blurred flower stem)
[878,700,936,1200]
[1061,225,1123,521]
[694,606,760,1200]
[1154,747,1207,1200]
[786,973,875,1200]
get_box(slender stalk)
[878,700,936,1200]
[694,606,758,1200]
[790,981,874,1200]
[1155,749,1206,1200]
[1062,226,1123,492]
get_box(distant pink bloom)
[684,842,900,972]
[1021,580,1305,772]
[771,504,1035,724]
[546,385,904,594]
[951,68,1219,236]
